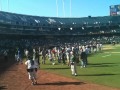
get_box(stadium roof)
[0,11,120,27]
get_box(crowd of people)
[1,35,119,85]
[13,41,103,85]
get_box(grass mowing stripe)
[102,54,111,57]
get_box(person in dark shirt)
[70,51,77,76]
[80,50,87,68]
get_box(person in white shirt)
[25,56,37,85]
[24,49,29,60]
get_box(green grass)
[40,44,120,88]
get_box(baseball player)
[70,51,77,76]
[25,56,37,85]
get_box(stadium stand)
[0,11,120,36]
[0,11,120,53]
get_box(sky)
[0,0,120,17]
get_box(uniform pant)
[28,69,37,80]
[71,62,77,75]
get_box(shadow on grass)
[89,63,117,65]
[43,67,69,70]
[88,63,118,67]
[36,81,85,86]
[78,73,116,76]
[0,85,7,90]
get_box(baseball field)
[41,44,120,88]
[0,44,120,90]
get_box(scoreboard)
[110,4,120,16]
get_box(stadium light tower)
[8,0,9,12]
[70,0,71,17]
[62,0,65,17]
[0,0,2,11]
[56,0,58,17]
